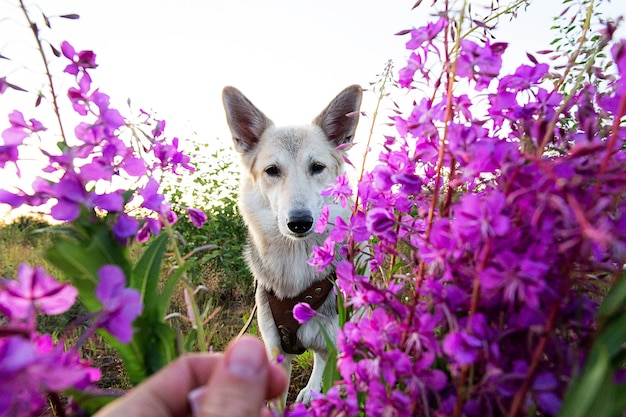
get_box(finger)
[266,358,289,400]
[195,336,286,417]
[94,353,223,417]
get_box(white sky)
[0,0,624,218]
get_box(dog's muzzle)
[287,210,314,234]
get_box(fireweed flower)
[0,334,100,417]
[112,213,140,245]
[295,7,626,417]
[61,40,98,75]
[153,136,195,173]
[95,265,142,343]
[187,207,207,228]
[314,205,330,233]
[456,39,507,90]
[308,237,336,272]
[321,172,352,208]
[0,264,77,320]
[136,217,162,243]
[293,302,318,324]
[1,110,46,145]
[366,207,397,242]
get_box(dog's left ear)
[313,85,362,146]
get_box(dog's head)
[222,85,362,239]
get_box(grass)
[0,216,311,404]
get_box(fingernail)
[187,386,206,417]
[227,337,265,378]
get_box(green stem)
[536,0,598,155]
[460,0,530,41]
[162,218,208,351]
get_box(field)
[0,215,311,404]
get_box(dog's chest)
[245,233,332,299]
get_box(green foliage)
[44,209,182,386]
[0,216,61,279]
[559,271,626,417]
[165,139,252,301]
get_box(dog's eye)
[265,166,280,177]
[310,163,325,175]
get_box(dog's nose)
[287,211,314,234]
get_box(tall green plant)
[164,141,251,300]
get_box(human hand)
[94,336,287,417]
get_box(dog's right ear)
[222,86,274,153]
[313,85,363,147]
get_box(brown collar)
[265,276,335,355]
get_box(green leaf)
[157,260,195,318]
[135,318,177,376]
[558,345,609,417]
[66,389,118,414]
[45,241,103,310]
[101,318,177,385]
[319,324,340,393]
[597,271,626,319]
[131,233,168,319]
[100,331,147,385]
[337,287,349,327]
[594,313,626,360]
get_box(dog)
[222,84,362,403]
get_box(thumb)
[191,336,273,417]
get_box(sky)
[0,0,624,218]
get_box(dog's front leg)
[256,287,294,405]
[295,350,326,404]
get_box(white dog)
[222,85,362,403]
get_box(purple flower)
[456,39,507,90]
[315,205,330,233]
[398,52,424,88]
[136,218,162,243]
[499,63,549,92]
[405,17,448,51]
[321,173,352,208]
[454,191,510,245]
[153,137,194,173]
[293,302,317,324]
[112,214,140,244]
[95,265,142,343]
[0,145,19,170]
[48,173,88,221]
[91,191,124,213]
[1,110,46,145]
[0,334,100,416]
[481,252,548,308]
[0,264,77,320]
[61,41,98,75]
[139,178,165,212]
[366,207,396,242]
[187,207,207,228]
[442,330,483,366]
[308,237,336,272]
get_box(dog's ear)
[313,85,362,147]
[222,86,274,153]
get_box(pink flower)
[308,237,336,272]
[293,302,317,324]
[456,39,507,90]
[0,264,77,320]
[61,41,98,76]
[95,265,142,343]
[1,110,46,146]
[321,173,352,208]
[187,208,207,228]
[315,205,330,233]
